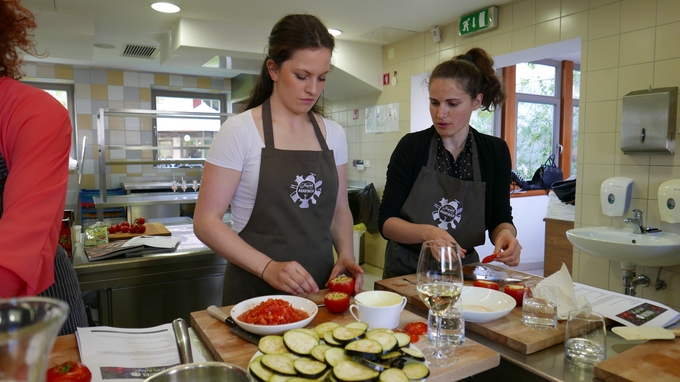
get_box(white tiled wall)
[334,0,680,310]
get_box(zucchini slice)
[283,330,319,356]
[332,327,366,344]
[325,346,352,367]
[332,360,380,382]
[289,373,330,382]
[269,375,290,382]
[293,357,329,379]
[289,328,320,342]
[344,322,370,331]
[324,331,343,347]
[402,363,430,381]
[399,347,425,362]
[259,335,288,355]
[380,352,402,363]
[344,339,383,362]
[378,368,409,382]
[250,360,275,382]
[351,356,390,372]
[261,354,296,376]
[283,353,302,361]
[315,322,341,338]
[366,332,399,354]
[392,333,411,348]
[366,328,394,337]
[311,344,331,363]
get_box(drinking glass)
[181,177,187,192]
[416,240,463,367]
[192,180,199,192]
[564,309,607,368]
[427,305,465,348]
[522,280,558,330]
[171,177,178,192]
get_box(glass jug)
[0,297,69,382]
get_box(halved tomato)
[504,284,525,306]
[473,279,500,290]
[324,292,350,314]
[328,275,355,295]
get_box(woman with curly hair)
[0,0,87,334]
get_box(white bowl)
[230,295,318,336]
[460,286,516,323]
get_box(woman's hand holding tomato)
[328,275,355,296]
[47,361,92,382]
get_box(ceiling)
[21,0,513,99]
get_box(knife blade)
[207,305,261,345]
[463,273,522,283]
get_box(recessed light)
[328,28,342,36]
[151,2,180,13]
[94,43,116,49]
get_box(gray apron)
[383,131,486,279]
[222,99,338,305]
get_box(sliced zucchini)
[283,330,319,356]
[351,356,389,372]
[269,375,291,382]
[366,332,399,354]
[402,363,430,381]
[311,344,331,363]
[315,322,341,338]
[259,335,288,355]
[289,328,320,342]
[332,360,379,382]
[325,346,352,367]
[332,327,366,344]
[250,360,275,382]
[344,322,370,331]
[344,339,383,362]
[252,355,264,363]
[282,353,302,361]
[289,374,329,382]
[399,347,425,362]
[366,328,394,337]
[293,357,329,379]
[378,368,409,382]
[392,333,411,348]
[380,352,402,363]
[261,354,296,376]
[324,331,343,347]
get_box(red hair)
[0,0,40,79]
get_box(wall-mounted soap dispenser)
[620,87,677,155]
[659,180,680,223]
[601,177,634,216]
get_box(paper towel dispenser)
[620,86,677,155]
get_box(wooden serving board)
[376,266,565,354]
[190,289,500,382]
[593,337,680,381]
[107,222,171,241]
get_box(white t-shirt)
[206,109,348,233]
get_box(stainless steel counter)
[92,192,199,208]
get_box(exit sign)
[459,6,498,36]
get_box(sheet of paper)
[76,323,206,382]
[122,235,180,248]
[574,283,680,327]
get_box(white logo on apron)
[291,173,322,208]
[432,198,463,229]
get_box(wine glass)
[192,180,198,192]
[416,240,464,367]
[181,176,187,192]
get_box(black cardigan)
[378,126,515,248]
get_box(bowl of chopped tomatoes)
[230,295,318,336]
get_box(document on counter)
[574,282,680,327]
[76,323,205,382]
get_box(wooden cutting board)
[376,266,565,354]
[107,222,171,241]
[593,338,680,381]
[190,289,500,382]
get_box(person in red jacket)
[0,0,87,334]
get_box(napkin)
[537,263,590,319]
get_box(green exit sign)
[459,6,499,36]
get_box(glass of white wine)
[416,240,463,367]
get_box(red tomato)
[108,226,116,234]
[504,284,525,306]
[135,217,146,225]
[47,361,92,382]
[324,292,350,314]
[473,280,500,290]
[394,329,419,343]
[404,322,428,335]
[115,224,122,232]
[129,225,138,233]
[328,275,355,295]
[482,253,498,263]
[138,225,147,233]
[121,226,129,233]
[121,221,130,227]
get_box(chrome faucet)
[624,209,645,234]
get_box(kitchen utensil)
[612,326,680,341]
[564,309,606,368]
[460,286,516,322]
[143,362,252,382]
[463,273,522,283]
[229,295,318,336]
[207,305,261,345]
[172,318,193,364]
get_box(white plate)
[230,295,318,336]
[460,286,516,322]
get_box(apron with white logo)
[383,131,486,278]
[222,99,338,305]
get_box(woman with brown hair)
[379,48,522,278]
[0,0,87,334]
[194,14,363,305]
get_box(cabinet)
[543,218,574,277]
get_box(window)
[571,68,581,176]
[24,82,77,158]
[151,90,227,166]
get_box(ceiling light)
[328,29,342,36]
[94,43,116,49]
[151,2,180,13]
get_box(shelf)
[93,192,199,208]
[107,145,211,150]
[106,159,206,165]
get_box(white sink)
[566,226,680,267]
